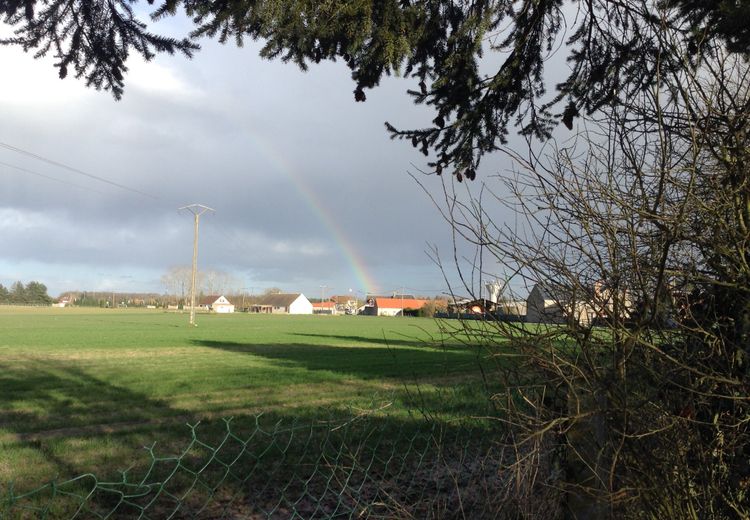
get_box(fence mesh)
[1,413,521,519]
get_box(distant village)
[52,290,451,318]
[0,272,642,325]
[0,262,637,324]
[47,279,636,325]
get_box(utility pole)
[179,204,214,326]
[319,284,328,313]
[239,286,250,312]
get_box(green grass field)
[0,307,499,491]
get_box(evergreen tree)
[9,281,27,304]
[1,0,197,99]
[0,283,8,304]
[2,0,749,180]
[25,281,51,305]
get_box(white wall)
[211,295,235,313]
[289,294,313,314]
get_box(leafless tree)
[161,265,193,303]
[161,266,240,301]
[201,269,240,296]
[428,34,750,518]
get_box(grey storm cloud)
[0,34,516,297]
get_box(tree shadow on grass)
[0,361,184,435]
[289,332,441,349]
[191,340,484,381]
[192,340,500,420]
[288,332,498,355]
[0,356,507,519]
[0,359,192,489]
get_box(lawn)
[0,307,500,493]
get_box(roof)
[332,295,356,303]
[255,293,303,307]
[530,283,573,303]
[374,297,430,310]
[198,295,231,305]
[312,301,336,309]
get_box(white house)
[251,293,313,314]
[198,295,235,313]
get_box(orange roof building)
[312,301,337,314]
[373,297,429,316]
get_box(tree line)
[160,266,240,303]
[57,291,164,308]
[0,281,51,305]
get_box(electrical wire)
[0,160,109,196]
[0,141,161,200]
[0,141,427,296]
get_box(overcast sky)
[0,14,527,299]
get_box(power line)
[0,142,450,298]
[0,141,160,200]
[0,160,109,196]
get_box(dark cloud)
[0,39,514,298]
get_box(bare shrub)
[428,37,750,518]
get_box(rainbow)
[244,130,378,295]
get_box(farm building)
[526,284,594,325]
[312,301,337,315]
[250,293,313,314]
[331,294,359,313]
[446,297,526,320]
[198,295,235,313]
[448,298,497,315]
[366,297,430,317]
[497,301,527,318]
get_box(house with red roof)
[312,300,338,315]
[372,297,430,317]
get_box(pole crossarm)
[179,203,215,215]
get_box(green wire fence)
[1,413,524,519]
